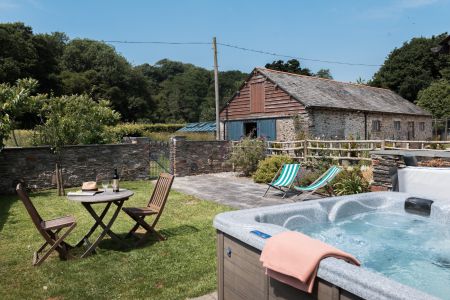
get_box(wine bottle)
[112,169,120,192]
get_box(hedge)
[105,123,185,142]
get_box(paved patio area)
[172,172,309,209]
[177,172,320,300]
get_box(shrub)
[253,155,294,183]
[333,167,370,196]
[34,95,120,146]
[229,137,266,176]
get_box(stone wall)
[370,152,405,191]
[170,137,233,176]
[276,118,296,141]
[0,143,149,194]
[310,109,432,140]
[370,150,450,191]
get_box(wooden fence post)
[381,140,385,150]
[303,139,308,161]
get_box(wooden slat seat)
[123,173,174,245]
[16,184,77,266]
[122,207,157,216]
[41,216,76,230]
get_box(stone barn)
[219,68,432,141]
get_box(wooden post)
[381,140,385,150]
[303,139,308,161]
[347,142,351,159]
[213,37,220,141]
[445,118,448,141]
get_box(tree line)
[1,22,449,127]
[0,22,249,126]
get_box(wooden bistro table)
[67,189,134,258]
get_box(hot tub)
[214,192,450,300]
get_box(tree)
[370,33,450,101]
[265,59,313,76]
[0,23,248,124]
[355,77,367,85]
[0,23,37,83]
[416,80,450,119]
[59,39,154,121]
[315,69,333,79]
[34,94,121,195]
[0,78,43,148]
[155,66,212,122]
[31,32,67,93]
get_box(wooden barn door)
[408,121,415,140]
[250,82,265,113]
[226,121,244,141]
[257,119,276,141]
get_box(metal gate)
[148,143,171,179]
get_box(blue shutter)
[257,119,276,141]
[226,121,244,141]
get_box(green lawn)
[0,180,232,300]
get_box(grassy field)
[3,129,35,147]
[2,130,215,146]
[0,180,232,300]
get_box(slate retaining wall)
[170,137,233,177]
[0,143,149,194]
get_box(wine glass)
[101,180,110,192]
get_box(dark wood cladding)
[220,72,305,121]
[217,231,363,300]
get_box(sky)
[1,0,449,82]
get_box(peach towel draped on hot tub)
[260,231,361,293]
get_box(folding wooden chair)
[16,183,76,266]
[123,173,174,245]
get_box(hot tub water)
[293,211,450,299]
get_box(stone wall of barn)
[365,113,432,141]
[309,109,432,140]
[276,118,296,141]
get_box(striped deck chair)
[263,164,301,198]
[293,166,342,201]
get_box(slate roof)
[177,122,216,132]
[256,68,431,116]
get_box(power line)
[103,39,382,67]
[103,40,210,45]
[217,42,382,67]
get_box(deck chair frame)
[293,166,342,201]
[123,173,174,246]
[264,163,301,198]
[16,183,76,266]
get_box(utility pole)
[213,37,220,140]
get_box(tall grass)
[3,130,35,147]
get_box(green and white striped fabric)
[271,164,301,187]
[294,166,342,192]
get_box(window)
[372,120,381,132]
[394,121,401,131]
[419,122,425,131]
[250,82,265,113]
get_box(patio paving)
[171,172,307,209]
